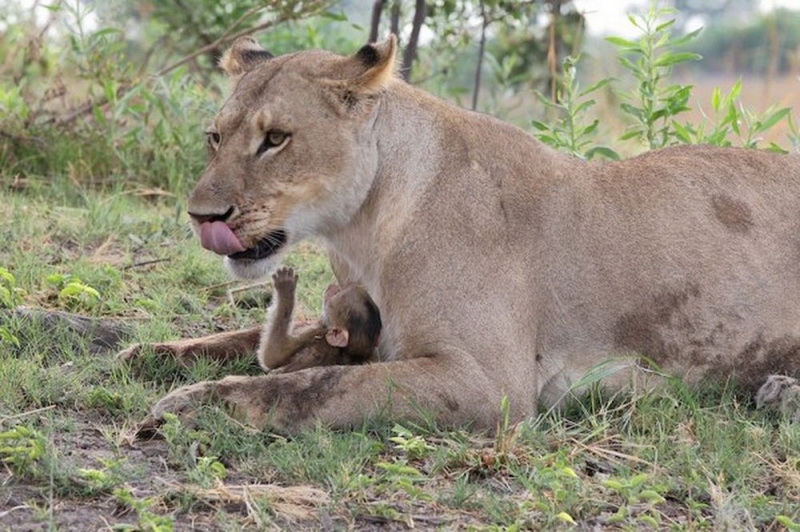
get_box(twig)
[0,405,57,424]
[227,281,271,307]
[0,505,29,519]
[400,0,426,82]
[472,0,488,111]
[123,258,172,270]
[202,279,240,292]
[368,0,386,43]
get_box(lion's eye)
[205,131,221,149]
[257,129,290,156]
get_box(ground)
[1,189,799,531]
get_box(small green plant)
[607,5,701,149]
[45,273,101,310]
[0,267,24,308]
[532,56,619,160]
[389,424,434,460]
[158,412,227,487]
[0,425,47,477]
[186,455,228,488]
[77,457,129,494]
[113,487,175,532]
[159,412,208,467]
[672,80,793,151]
[375,459,432,502]
[602,473,668,527]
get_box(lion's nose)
[188,205,236,225]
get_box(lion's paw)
[116,343,145,363]
[756,374,800,422]
[117,342,190,365]
[150,380,218,421]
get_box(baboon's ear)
[326,35,397,93]
[219,36,274,76]
[325,327,350,348]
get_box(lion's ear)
[327,35,397,94]
[219,36,274,76]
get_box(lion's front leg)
[118,326,263,365]
[149,357,510,432]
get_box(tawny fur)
[134,36,800,431]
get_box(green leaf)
[585,146,621,161]
[0,267,15,286]
[605,36,639,49]
[603,479,625,491]
[639,489,666,504]
[617,56,638,73]
[535,134,559,146]
[671,121,693,143]
[579,78,614,98]
[574,99,597,115]
[668,27,703,47]
[711,87,721,112]
[655,18,676,32]
[531,120,551,132]
[776,515,800,531]
[620,103,644,120]
[322,10,348,21]
[767,142,789,154]
[555,512,576,524]
[581,119,599,136]
[654,52,702,68]
[757,107,791,133]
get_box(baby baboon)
[258,267,382,374]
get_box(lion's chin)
[224,255,282,280]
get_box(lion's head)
[187,36,397,279]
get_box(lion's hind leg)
[756,375,800,422]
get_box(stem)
[471,0,488,111]
[369,0,386,42]
[401,0,426,82]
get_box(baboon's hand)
[272,267,298,296]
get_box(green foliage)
[0,0,333,197]
[606,5,702,149]
[0,425,48,477]
[672,79,793,151]
[77,457,130,494]
[528,5,797,156]
[531,56,619,160]
[113,486,175,532]
[46,273,101,311]
[389,424,434,460]
[0,267,24,309]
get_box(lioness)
[130,36,800,430]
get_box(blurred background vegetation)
[1,0,799,199]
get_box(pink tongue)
[199,221,246,255]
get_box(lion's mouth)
[227,230,287,261]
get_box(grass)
[1,187,799,530]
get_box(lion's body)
[141,37,800,431]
